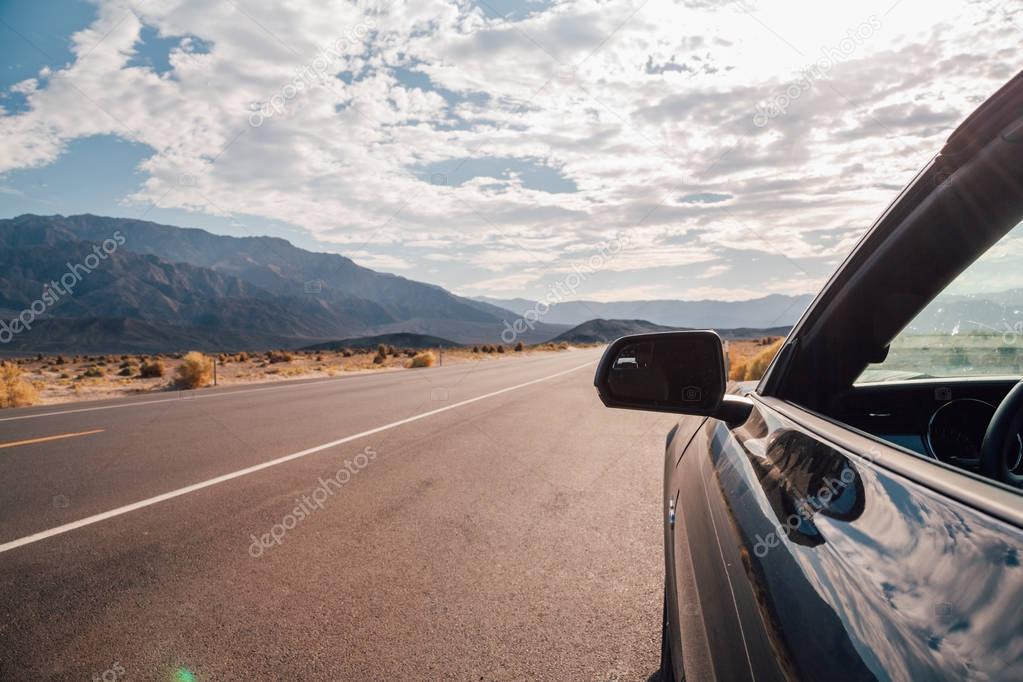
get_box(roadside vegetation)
[0,361,38,408]
[408,351,436,368]
[139,358,165,378]
[728,337,784,381]
[175,351,214,389]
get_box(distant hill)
[551,319,676,343]
[474,294,812,329]
[0,214,561,351]
[551,319,791,344]
[301,333,461,351]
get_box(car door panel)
[674,398,1023,681]
[664,415,708,680]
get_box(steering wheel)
[980,380,1023,488]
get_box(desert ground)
[0,342,596,407]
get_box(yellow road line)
[0,429,105,450]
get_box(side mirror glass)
[594,331,727,416]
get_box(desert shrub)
[266,350,293,364]
[377,344,388,358]
[558,342,569,350]
[729,338,784,381]
[387,345,396,356]
[54,355,66,365]
[372,353,385,365]
[496,344,505,353]
[514,341,524,352]
[315,354,323,362]
[117,365,136,377]
[139,359,165,378]
[35,353,43,361]
[409,351,436,368]
[341,348,353,357]
[175,351,213,389]
[0,362,38,408]
[236,351,249,362]
[83,365,104,378]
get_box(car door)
[670,393,1023,681]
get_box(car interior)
[763,77,1023,492]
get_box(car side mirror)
[594,331,752,425]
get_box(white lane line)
[0,352,594,423]
[0,360,595,554]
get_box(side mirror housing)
[594,331,752,425]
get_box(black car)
[596,71,1023,681]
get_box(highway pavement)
[0,348,677,680]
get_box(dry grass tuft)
[175,351,214,388]
[139,359,165,378]
[0,361,38,408]
[408,351,436,368]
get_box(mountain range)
[474,294,814,329]
[0,214,564,352]
[0,213,814,354]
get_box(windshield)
[859,219,1023,383]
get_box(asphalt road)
[0,348,677,681]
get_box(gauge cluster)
[926,398,1023,472]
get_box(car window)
[859,218,1023,383]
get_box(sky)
[0,0,1020,303]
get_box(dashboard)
[833,379,1023,474]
